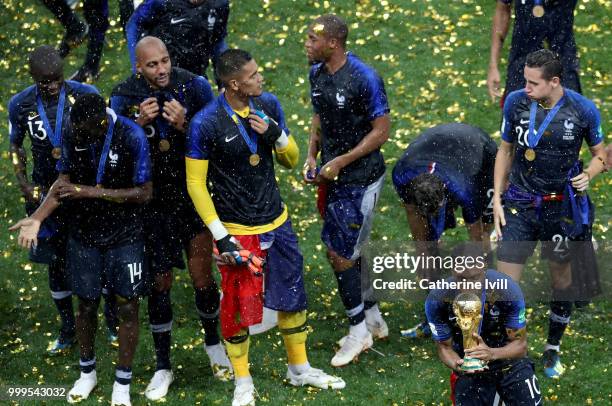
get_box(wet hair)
[312,14,349,47]
[525,49,563,81]
[215,49,253,86]
[28,45,63,77]
[408,173,446,216]
[70,93,107,126]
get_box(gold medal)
[532,5,544,17]
[525,148,536,161]
[52,147,62,159]
[159,139,170,152]
[249,153,261,166]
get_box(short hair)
[451,242,486,263]
[28,45,63,76]
[312,14,349,47]
[408,173,446,216]
[70,93,107,125]
[525,49,563,81]
[215,49,253,86]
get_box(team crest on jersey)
[109,149,119,167]
[563,118,575,141]
[68,95,76,105]
[336,91,346,108]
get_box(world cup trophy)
[452,292,486,371]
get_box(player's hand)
[162,99,186,131]
[8,217,41,249]
[487,66,502,102]
[215,235,244,266]
[249,113,282,145]
[302,156,318,184]
[465,333,495,363]
[570,170,590,192]
[319,156,346,182]
[137,97,159,126]
[493,197,505,239]
[57,182,95,200]
[453,358,464,373]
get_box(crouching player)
[186,49,345,406]
[425,243,542,405]
[11,94,152,406]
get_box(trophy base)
[460,357,487,372]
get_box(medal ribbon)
[36,85,66,149]
[96,115,115,186]
[221,96,258,155]
[526,96,565,148]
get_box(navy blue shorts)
[260,218,307,312]
[145,197,206,274]
[454,359,542,406]
[497,199,570,265]
[321,175,384,260]
[68,237,148,300]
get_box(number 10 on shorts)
[128,263,143,284]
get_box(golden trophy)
[452,292,486,371]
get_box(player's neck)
[224,91,249,111]
[324,50,348,75]
[540,87,564,109]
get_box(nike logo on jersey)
[170,17,187,24]
[74,146,88,152]
[312,92,322,97]
[28,112,40,120]
[519,119,530,125]
[225,134,238,142]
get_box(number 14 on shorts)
[128,262,143,284]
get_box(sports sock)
[80,356,96,374]
[548,290,573,347]
[148,289,173,371]
[279,311,309,368]
[195,285,221,346]
[48,260,75,339]
[225,332,250,378]
[334,263,365,326]
[82,0,109,69]
[115,366,132,385]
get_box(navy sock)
[83,0,109,69]
[195,285,221,346]
[48,261,75,339]
[548,292,573,347]
[334,263,365,325]
[41,0,80,29]
[80,356,96,374]
[148,290,173,371]
[115,366,132,385]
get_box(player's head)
[305,14,348,64]
[70,93,109,144]
[451,242,487,283]
[409,173,446,217]
[524,49,563,101]
[216,49,263,97]
[136,36,171,89]
[28,45,64,99]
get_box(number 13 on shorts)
[128,262,143,284]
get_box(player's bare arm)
[303,113,321,183]
[57,180,152,204]
[487,1,512,101]
[570,142,606,191]
[493,140,514,237]
[9,142,38,203]
[436,338,465,373]
[466,328,527,363]
[319,114,390,181]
